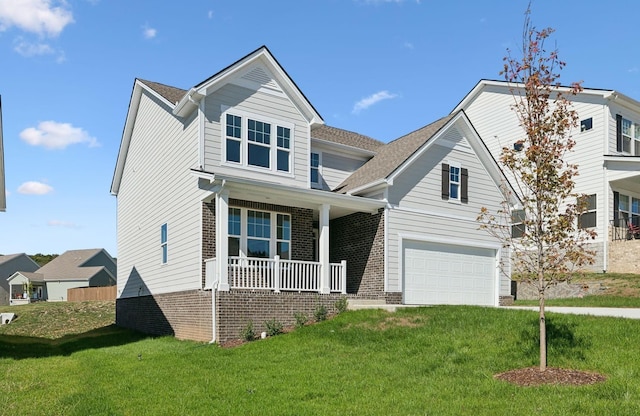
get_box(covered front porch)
[606,158,640,241]
[195,170,386,295]
[7,272,46,305]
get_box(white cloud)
[18,181,53,195]
[403,41,414,50]
[628,67,639,73]
[142,24,157,39]
[48,219,80,228]
[13,37,55,56]
[20,121,100,150]
[207,10,214,19]
[352,90,398,114]
[0,0,74,37]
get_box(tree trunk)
[539,290,547,371]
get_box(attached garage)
[403,239,497,306]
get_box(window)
[511,209,526,238]
[224,112,293,173]
[441,163,468,203]
[616,115,640,155]
[616,192,640,227]
[228,208,291,259]
[310,152,320,187]
[578,194,597,229]
[580,117,592,132]
[160,223,168,264]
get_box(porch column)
[216,191,230,291]
[319,203,330,294]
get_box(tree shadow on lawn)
[518,316,591,362]
[0,325,150,360]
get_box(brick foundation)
[215,290,345,343]
[116,290,213,342]
[330,209,385,298]
[608,239,640,273]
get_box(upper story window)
[310,152,320,187]
[441,163,468,203]
[224,111,293,173]
[160,223,168,264]
[616,115,640,155]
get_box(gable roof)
[311,124,384,153]
[111,46,324,196]
[0,253,24,265]
[36,248,114,281]
[0,95,5,212]
[451,79,640,114]
[335,115,454,194]
[8,271,45,283]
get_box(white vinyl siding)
[117,90,206,298]
[385,126,510,298]
[308,148,369,191]
[202,82,309,188]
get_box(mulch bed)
[495,367,607,386]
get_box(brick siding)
[330,209,385,298]
[216,290,345,343]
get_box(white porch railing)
[205,256,347,294]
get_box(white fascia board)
[191,169,385,213]
[173,88,204,118]
[111,82,143,195]
[346,179,390,196]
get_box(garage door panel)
[403,240,496,306]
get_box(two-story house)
[111,47,515,343]
[454,80,640,273]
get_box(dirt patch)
[495,367,606,386]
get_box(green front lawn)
[2,304,640,415]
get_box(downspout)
[210,179,226,344]
[602,102,609,273]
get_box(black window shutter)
[616,114,623,152]
[613,191,620,223]
[461,168,469,203]
[441,164,449,200]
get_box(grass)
[2,302,640,415]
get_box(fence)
[67,286,116,302]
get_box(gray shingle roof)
[138,79,187,105]
[19,272,45,282]
[335,115,454,194]
[0,253,24,265]
[311,125,384,153]
[37,249,107,281]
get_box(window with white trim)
[441,162,468,203]
[228,208,291,259]
[310,152,320,187]
[224,111,293,173]
[578,194,597,229]
[616,193,640,226]
[449,165,461,201]
[622,118,633,154]
[160,223,168,264]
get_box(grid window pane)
[161,223,167,244]
[247,210,270,238]
[633,198,640,215]
[226,114,241,138]
[226,139,240,163]
[228,237,240,256]
[277,126,290,149]
[248,119,270,144]
[277,242,290,260]
[620,194,630,212]
[228,208,241,236]
[277,214,290,240]
[450,183,459,199]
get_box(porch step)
[347,299,411,312]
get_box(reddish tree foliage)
[478,6,596,371]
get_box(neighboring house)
[111,46,514,343]
[0,254,39,305]
[453,80,640,273]
[0,95,5,212]
[8,249,116,304]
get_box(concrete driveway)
[504,306,640,319]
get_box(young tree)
[477,7,596,371]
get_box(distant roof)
[0,253,25,265]
[138,79,187,105]
[37,248,111,281]
[18,272,45,282]
[336,115,454,194]
[311,124,383,153]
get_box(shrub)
[264,318,284,337]
[314,304,328,322]
[293,312,308,328]
[240,320,255,342]
[335,296,348,313]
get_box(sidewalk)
[504,306,640,319]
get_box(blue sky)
[0,0,639,257]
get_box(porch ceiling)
[194,170,386,220]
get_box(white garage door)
[403,240,496,306]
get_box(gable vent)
[241,67,280,90]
